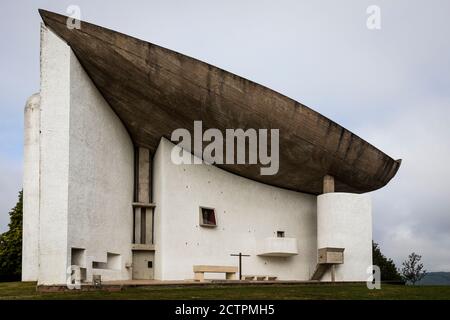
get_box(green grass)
[1,282,450,300]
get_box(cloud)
[366,97,450,271]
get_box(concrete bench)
[193,265,238,282]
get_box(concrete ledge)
[131,243,156,251]
[132,202,156,208]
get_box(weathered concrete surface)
[137,147,151,203]
[39,9,401,195]
[323,175,335,194]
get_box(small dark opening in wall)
[277,231,285,238]
[200,207,217,227]
[92,261,107,269]
[148,261,153,268]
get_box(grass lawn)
[1,282,450,300]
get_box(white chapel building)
[22,10,401,285]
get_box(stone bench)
[193,265,238,282]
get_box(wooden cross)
[230,252,250,280]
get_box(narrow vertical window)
[141,208,146,244]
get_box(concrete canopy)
[39,9,400,195]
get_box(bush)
[0,190,23,279]
[372,241,404,283]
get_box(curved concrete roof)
[39,9,401,195]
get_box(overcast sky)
[1,0,449,271]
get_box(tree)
[401,252,427,285]
[0,190,23,279]
[372,241,403,283]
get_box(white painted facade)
[23,26,134,285]
[22,27,373,285]
[153,138,318,280]
[317,193,372,281]
[22,93,41,281]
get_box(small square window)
[148,261,153,268]
[199,207,217,227]
[277,231,285,238]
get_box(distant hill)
[416,272,450,285]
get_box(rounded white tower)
[317,192,372,281]
[22,93,41,281]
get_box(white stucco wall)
[37,25,71,285]
[22,93,41,281]
[32,26,134,285]
[317,193,372,281]
[153,138,318,281]
[67,38,134,282]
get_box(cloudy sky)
[1,0,449,271]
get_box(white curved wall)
[67,35,134,283]
[31,26,134,285]
[153,138,317,281]
[317,193,372,281]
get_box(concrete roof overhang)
[39,9,401,195]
